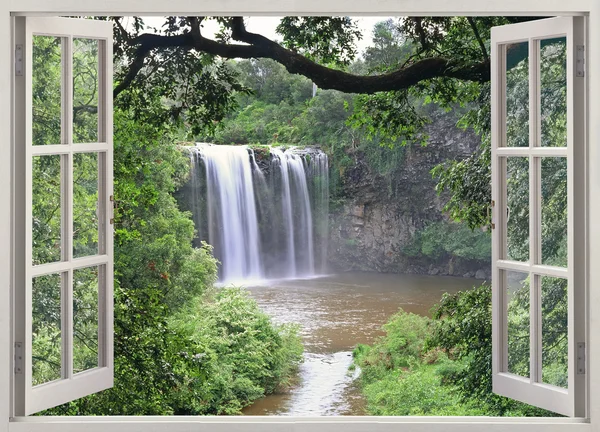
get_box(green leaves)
[168,287,303,414]
[432,138,491,230]
[348,91,429,149]
[404,220,491,262]
[276,17,362,66]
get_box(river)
[241,271,479,416]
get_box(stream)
[241,271,479,416]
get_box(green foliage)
[32,33,304,415]
[431,140,491,230]
[362,19,414,72]
[348,91,429,148]
[276,17,362,66]
[354,310,485,416]
[355,291,564,417]
[169,287,303,414]
[404,220,491,262]
[425,285,561,416]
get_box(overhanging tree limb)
[113,16,493,99]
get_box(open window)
[13,17,114,415]
[6,12,590,422]
[491,17,586,417]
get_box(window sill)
[8,415,591,432]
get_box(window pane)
[505,41,529,147]
[541,157,567,267]
[506,270,530,378]
[32,273,62,386]
[32,155,62,265]
[73,266,100,373]
[73,153,99,258]
[32,35,62,146]
[73,38,99,143]
[540,37,567,148]
[541,276,568,388]
[506,157,529,262]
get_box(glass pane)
[506,157,529,261]
[540,37,567,148]
[32,273,62,386]
[541,276,568,387]
[505,41,529,147]
[541,157,567,267]
[32,155,62,265]
[73,266,100,373]
[73,153,99,258]
[506,270,530,378]
[73,38,99,143]
[32,36,62,146]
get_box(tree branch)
[467,17,489,63]
[114,17,493,99]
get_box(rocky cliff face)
[327,110,492,279]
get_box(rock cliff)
[327,109,492,279]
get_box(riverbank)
[241,272,478,415]
[352,284,559,417]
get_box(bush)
[168,287,304,415]
[353,309,484,416]
[404,220,491,262]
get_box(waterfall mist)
[184,144,329,284]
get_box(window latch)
[110,195,118,225]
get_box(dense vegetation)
[32,34,302,415]
[353,288,556,416]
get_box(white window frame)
[12,16,114,416]
[490,16,586,417]
[1,1,599,432]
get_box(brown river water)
[240,271,480,416]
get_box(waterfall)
[271,148,297,276]
[187,144,329,284]
[201,145,263,282]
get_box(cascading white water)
[276,150,315,276]
[312,152,330,274]
[271,148,297,276]
[201,144,263,283]
[188,143,328,284]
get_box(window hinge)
[14,342,23,374]
[577,342,586,374]
[576,45,585,78]
[15,44,23,76]
[110,195,115,224]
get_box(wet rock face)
[327,110,491,278]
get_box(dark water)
[241,271,479,416]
